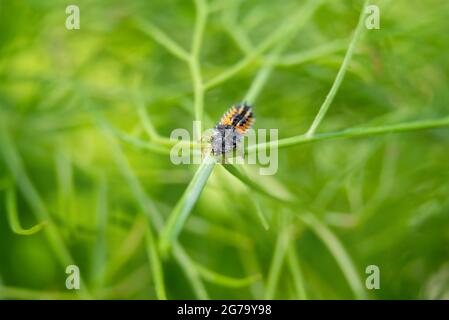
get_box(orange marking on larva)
[235,117,254,134]
[217,104,254,134]
[220,107,238,126]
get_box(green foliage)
[1,0,449,300]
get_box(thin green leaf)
[194,262,261,288]
[204,0,324,90]
[265,219,290,299]
[159,154,216,253]
[186,216,253,248]
[91,175,108,289]
[306,0,370,136]
[145,220,167,300]
[189,0,208,137]
[135,19,190,62]
[287,244,308,300]
[5,186,46,236]
[135,93,159,140]
[244,37,293,104]
[247,116,449,153]
[238,248,266,299]
[172,244,209,299]
[221,163,293,203]
[271,39,348,67]
[0,126,91,298]
[253,195,270,230]
[90,108,209,298]
[299,213,366,299]
[104,215,147,282]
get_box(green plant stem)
[221,1,254,55]
[265,223,290,299]
[0,126,90,299]
[91,175,108,290]
[172,244,209,299]
[221,163,292,203]
[252,195,269,230]
[186,216,253,248]
[86,97,209,299]
[190,0,208,138]
[104,215,147,282]
[135,93,160,140]
[189,59,204,138]
[97,114,171,155]
[136,19,190,62]
[159,153,216,253]
[98,266,151,299]
[194,262,261,288]
[247,116,449,153]
[204,0,324,90]
[192,0,208,58]
[145,218,167,300]
[299,213,366,299]
[287,244,308,300]
[270,39,348,67]
[306,0,369,136]
[5,186,46,235]
[244,38,291,104]
[103,134,209,298]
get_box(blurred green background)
[1,0,449,299]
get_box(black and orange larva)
[210,103,255,155]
